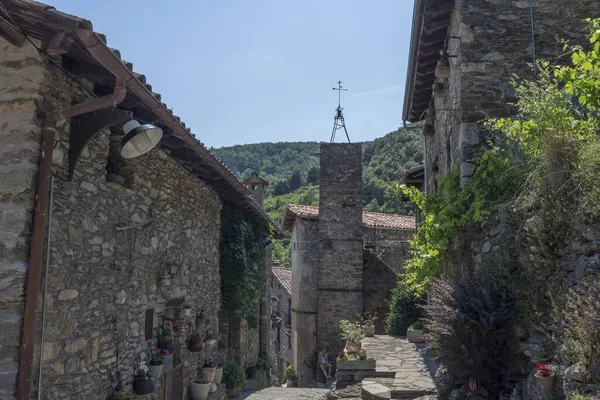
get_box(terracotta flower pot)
[535,373,554,391]
[406,329,424,343]
[148,362,164,378]
[214,367,223,384]
[202,367,216,382]
[190,381,211,400]
[363,326,375,337]
[132,377,155,395]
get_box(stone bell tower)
[317,143,363,352]
[243,172,269,208]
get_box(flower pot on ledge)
[187,340,205,352]
[407,329,424,343]
[132,377,155,395]
[363,326,375,337]
[148,362,164,378]
[535,372,555,392]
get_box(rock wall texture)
[427,0,600,193]
[0,36,47,400]
[317,143,364,353]
[363,251,399,335]
[1,37,225,399]
[268,272,292,377]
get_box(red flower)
[337,351,345,358]
[536,363,553,377]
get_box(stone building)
[403,0,600,194]
[268,267,293,377]
[281,143,415,387]
[0,2,276,399]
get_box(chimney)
[243,172,269,208]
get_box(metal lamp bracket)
[69,108,133,180]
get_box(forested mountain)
[211,127,423,221]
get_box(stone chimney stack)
[317,143,363,351]
[243,172,269,208]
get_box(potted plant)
[190,374,211,400]
[188,329,206,352]
[132,361,155,395]
[337,346,376,371]
[223,362,246,397]
[282,364,297,388]
[359,312,377,337]
[432,81,445,97]
[110,384,130,400]
[535,363,555,391]
[184,304,192,318]
[407,320,425,343]
[499,383,512,400]
[435,54,450,79]
[202,357,218,382]
[340,319,365,349]
[148,348,169,377]
[157,324,176,352]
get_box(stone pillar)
[317,143,363,353]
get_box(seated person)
[318,346,333,379]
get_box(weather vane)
[330,80,351,143]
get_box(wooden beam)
[43,30,75,56]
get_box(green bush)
[339,320,364,344]
[386,278,422,336]
[223,362,246,389]
[282,364,297,385]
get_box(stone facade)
[416,0,600,193]
[317,144,364,354]
[268,268,293,377]
[0,31,268,399]
[290,217,320,387]
[285,144,416,387]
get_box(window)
[145,308,154,341]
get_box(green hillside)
[211,127,422,265]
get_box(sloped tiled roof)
[282,204,416,232]
[272,267,292,295]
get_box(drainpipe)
[18,75,127,400]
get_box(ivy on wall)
[219,203,266,329]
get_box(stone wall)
[290,218,319,387]
[268,273,292,377]
[317,143,363,353]
[1,37,224,399]
[427,0,600,193]
[363,251,399,335]
[0,36,47,399]
[363,227,412,274]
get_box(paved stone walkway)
[361,335,437,399]
[243,387,329,399]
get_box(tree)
[288,169,304,191]
[306,166,319,185]
[273,180,290,196]
[364,198,381,212]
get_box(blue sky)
[46,0,413,147]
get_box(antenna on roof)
[330,81,351,143]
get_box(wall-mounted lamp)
[121,120,163,159]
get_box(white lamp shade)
[120,120,163,159]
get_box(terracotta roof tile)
[272,267,292,295]
[282,204,416,232]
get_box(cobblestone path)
[243,387,329,399]
[361,335,437,399]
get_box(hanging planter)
[187,339,205,352]
[148,348,169,378]
[187,326,206,352]
[435,55,450,79]
[432,81,445,98]
[214,366,223,385]
[132,361,155,395]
